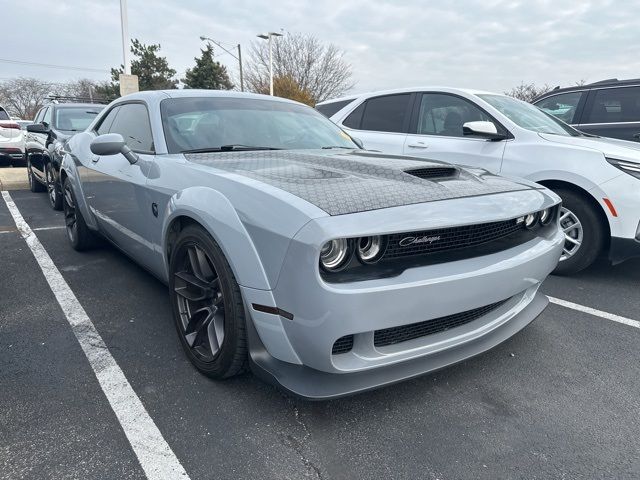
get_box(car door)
[401,93,508,173]
[83,102,156,265]
[339,93,414,154]
[27,107,50,181]
[577,86,640,141]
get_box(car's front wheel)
[45,163,62,210]
[553,189,605,275]
[62,178,99,251]
[169,225,248,379]
[28,162,45,193]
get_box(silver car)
[60,90,563,399]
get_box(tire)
[553,188,605,275]
[62,177,99,251]
[45,163,63,210]
[169,225,248,379]
[28,162,45,192]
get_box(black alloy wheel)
[169,225,247,379]
[45,163,62,210]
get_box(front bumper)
[248,291,548,400]
[610,236,640,264]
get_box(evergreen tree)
[95,39,178,98]
[182,44,234,90]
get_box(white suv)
[0,105,26,167]
[317,88,640,274]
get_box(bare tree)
[0,77,54,119]
[52,78,108,102]
[245,32,354,104]
[504,82,552,102]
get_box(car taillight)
[0,122,20,130]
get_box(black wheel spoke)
[174,271,213,302]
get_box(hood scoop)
[404,166,458,180]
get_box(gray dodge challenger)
[59,90,564,399]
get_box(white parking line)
[32,225,65,231]
[548,296,640,330]
[1,191,190,480]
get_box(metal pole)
[237,44,244,92]
[119,0,131,74]
[268,34,273,96]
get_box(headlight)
[320,238,351,271]
[524,212,538,229]
[53,141,65,156]
[539,208,552,225]
[606,157,640,179]
[356,235,386,264]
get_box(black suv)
[533,78,640,142]
[26,100,105,209]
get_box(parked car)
[15,120,34,131]
[59,90,563,399]
[0,105,27,167]
[317,87,640,274]
[26,102,104,209]
[533,78,640,142]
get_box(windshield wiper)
[321,146,355,150]
[181,145,281,153]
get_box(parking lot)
[0,188,637,479]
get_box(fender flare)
[59,155,99,230]
[161,186,271,290]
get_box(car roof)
[116,89,304,106]
[50,103,105,109]
[533,78,640,101]
[316,86,501,105]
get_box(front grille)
[332,335,354,354]
[374,299,510,347]
[404,167,457,180]
[383,219,523,260]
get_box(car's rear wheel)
[62,177,99,251]
[169,225,248,379]
[28,162,45,193]
[553,189,605,275]
[45,163,62,210]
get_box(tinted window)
[96,106,120,135]
[359,94,411,133]
[108,104,154,152]
[417,93,491,137]
[0,107,9,121]
[585,87,640,123]
[42,107,52,125]
[536,92,583,124]
[54,106,103,132]
[315,100,352,118]
[160,97,356,154]
[33,108,45,123]
[342,102,365,129]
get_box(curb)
[0,168,29,191]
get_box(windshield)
[478,94,581,136]
[160,97,358,154]
[54,106,104,132]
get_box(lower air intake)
[332,335,354,354]
[374,299,510,347]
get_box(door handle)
[407,142,428,149]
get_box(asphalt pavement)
[1,189,639,480]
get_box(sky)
[3,0,640,98]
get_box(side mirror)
[26,123,49,134]
[351,137,364,149]
[463,121,506,141]
[90,133,138,164]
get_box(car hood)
[184,149,538,216]
[538,133,640,164]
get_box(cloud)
[2,0,640,97]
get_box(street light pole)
[199,35,244,91]
[257,32,283,96]
[119,0,131,74]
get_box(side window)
[315,100,352,118]
[96,106,121,135]
[417,94,491,137]
[107,104,154,153]
[536,92,583,124]
[359,94,411,133]
[42,107,52,126]
[342,102,365,129]
[585,87,640,124]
